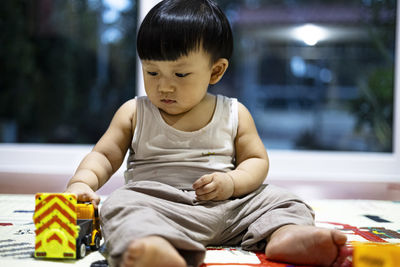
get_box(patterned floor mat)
[0,195,399,267]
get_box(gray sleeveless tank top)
[124,95,238,190]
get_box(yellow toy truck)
[353,242,400,267]
[33,193,102,259]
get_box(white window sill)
[1,144,399,180]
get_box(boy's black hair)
[137,0,233,63]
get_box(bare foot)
[121,236,187,267]
[265,225,348,267]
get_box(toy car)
[33,193,102,259]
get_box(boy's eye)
[175,73,190,78]
[147,71,158,76]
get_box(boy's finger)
[77,193,90,202]
[91,199,98,209]
[89,193,100,208]
[196,190,217,201]
[195,182,215,196]
[192,174,213,189]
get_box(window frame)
[0,0,399,185]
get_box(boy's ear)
[209,58,229,85]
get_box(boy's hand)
[192,172,234,201]
[65,182,101,209]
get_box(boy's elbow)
[259,156,269,182]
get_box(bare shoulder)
[112,98,137,132]
[235,101,267,162]
[237,101,256,131]
[94,98,137,156]
[118,98,137,116]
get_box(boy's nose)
[158,79,175,93]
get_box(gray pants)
[100,181,314,267]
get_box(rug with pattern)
[0,194,399,267]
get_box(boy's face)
[141,49,218,116]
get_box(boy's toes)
[265,225,347,267]
[122,240,145,267]
[332,245,352,267]
[332,229,347,246]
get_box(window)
[1,0,399,183]
[0,0,137,143]
[139,0,400,181]
[212,0,396,153]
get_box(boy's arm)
[65,99,136,205]
[229,102,269,197]
[193,102,269,200]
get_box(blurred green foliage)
[350,0,395,152]
[0,0,137,143]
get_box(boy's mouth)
[161,99,176,104]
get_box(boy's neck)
[159,94,217,132]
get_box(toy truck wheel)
[91,233,101,251]
[76,241,86,259]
